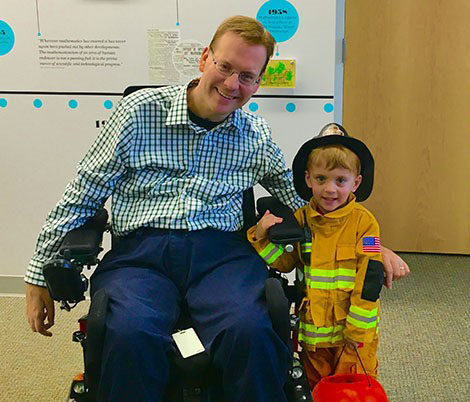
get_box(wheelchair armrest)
[43,258,87,303]
[42,209,109,304]
[256,197,305,244]
[59,209,109,264]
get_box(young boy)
[247,123,384,389]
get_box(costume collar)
[308,193,357,219]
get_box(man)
[26,15,409,402]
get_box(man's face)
[305,163,362,214]
[192,32,267,122]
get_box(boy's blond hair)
[210,15,275,73]
[307,145,361,176]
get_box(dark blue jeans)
[90,228,290,402]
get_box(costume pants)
[90,228,290,402]
[300,338,379,390]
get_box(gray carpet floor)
[1,253,469,401]
[378,253,469,401]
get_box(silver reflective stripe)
[348,311,377,323]
[300,329,342,339]
[306,274,356,283]
[264,247,281,262]
[298,323,345,345]
[259,242,285,264]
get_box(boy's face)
[191,31,266,122]
[305,162,362,214]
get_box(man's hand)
[25,283,55,337]
[381,246,410,289]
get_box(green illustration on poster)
[261,59,296,88]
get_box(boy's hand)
[255,210,283,240]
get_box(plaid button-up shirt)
[26,82,303,286]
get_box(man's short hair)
[307,145,361,176]
[210,15,276,73]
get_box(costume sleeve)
[25,100,134,287]
[246,208,305,273]
[343,212,384,344]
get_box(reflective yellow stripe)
[346,315,377,329]
[305,279,354,290]
[349,305,378,318]
[259,242,284,264]
[305,268,356,277]
[298,321,345,345]
[304,267,356,290]
[347,305,378,329]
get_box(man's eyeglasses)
[210,48,262,86]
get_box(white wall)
[0,0,342,284]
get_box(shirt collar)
[166,79,242,131]
[165,81,192,126]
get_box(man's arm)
[25,102,131,288]
[381,246,410,289]
[25,99,133,336]
[258,137,305,211]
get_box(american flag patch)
[362,236,381,253]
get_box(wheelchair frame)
[43,194,312,402]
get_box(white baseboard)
[0,275,26,296]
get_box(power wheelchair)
[43,192,313,402]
